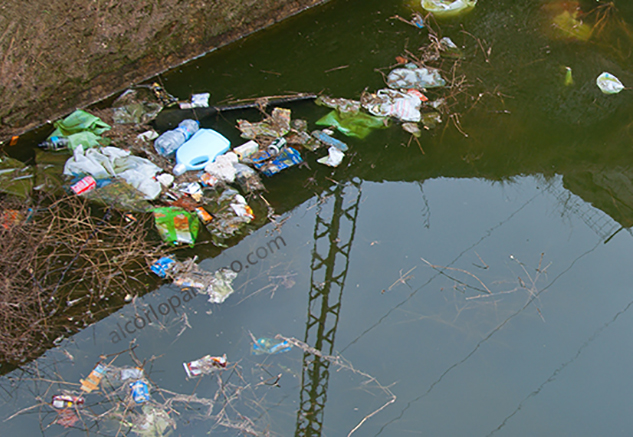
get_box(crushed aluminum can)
[130,380,150,404]
[183,354,227,378]
[267,137,287,156]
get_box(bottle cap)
[173,163,187,176]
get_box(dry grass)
[0,195,159,367]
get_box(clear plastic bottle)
[38,136,70,151]
[153,119,200,156]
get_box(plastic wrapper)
[402,122,422,137]
[150,257,177,278]
[80,363,107,393]
[48,109,111,150]
[203,189,254,244]
[183,354,227,377]
[237,107,291,139]
[34,149,67,196]
[156,257,239,303]
[422,112,442,129]
[315,95,361,114]
[252,146,303,177]
[152,207,199,246]
[234,163,265,193]
[131,404,175,437]
[81,179,152,212]
[252,338,292,355]
[55,409,80,428]
[387,65,446,89]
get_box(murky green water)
[4,0,633,435]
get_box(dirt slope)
[0,0,325,141]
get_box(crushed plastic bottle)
[153,119,199,156]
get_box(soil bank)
[0,0,326,142]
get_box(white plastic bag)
[596,72,625,95]
[317,146,345,167]
[363,89,424,122]
[64,145,112,179]
[387,66,446,89]
[421,0,477,18]
[204,152,239,183]
[64,146,162,199]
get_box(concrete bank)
[0,0,327,141]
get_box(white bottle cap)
[173,163,187,176]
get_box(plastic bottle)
[38,136,70,151]
[153,119,200,156]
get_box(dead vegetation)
[6,336,395,436]
[0,195,160,368]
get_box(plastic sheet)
[234,163,265,193]
[63,146,162,200]
[421,0,478,18]
[237,107,291,139]
[362,89,426,122]
[81,179,153,212]
[316,110,387,139]
[112,88,163,124]
[203,188,254,245]
[387,65,446,89]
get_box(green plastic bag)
[48,110,111,150]
[152,207,199,246]
[316,110,388,139]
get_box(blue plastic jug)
[176,129,231,171]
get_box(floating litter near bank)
[596,72,625,94]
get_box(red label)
[71,176,97,195]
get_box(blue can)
[130,380,150,404]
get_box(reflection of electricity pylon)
[294,178,362,437]
[546,175,622,242]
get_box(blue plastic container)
[176,129,231,171]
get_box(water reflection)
[295,179,361,436]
